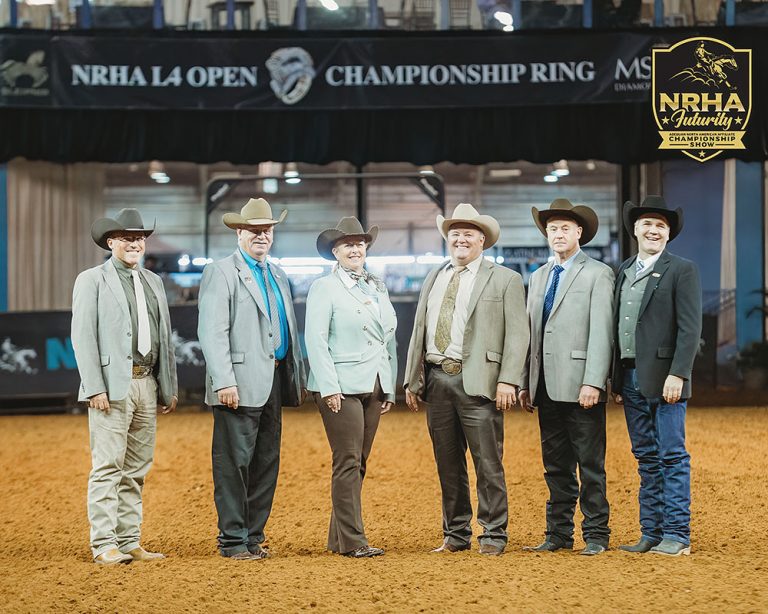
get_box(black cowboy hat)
[623,195,684,241]
[91,208,155,251]
[532,198,599,246]
[316,217,378,260]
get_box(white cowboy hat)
[222,198,287,230]
[436,203,500,249]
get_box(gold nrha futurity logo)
[652,37,751,162]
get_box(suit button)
[357,309,361,314]
[363,326,368,331]
[368,341,372,346]
[380,341,384,345]
[269,354,274,359]
[269,333,273,337]
[126,355,131,360]
[127,332,132,337]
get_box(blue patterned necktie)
[256,261,282,350]
[542,264,564,326]
[636,258,646,275]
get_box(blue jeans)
[622,369,691,545]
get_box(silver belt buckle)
[441,358,462,375]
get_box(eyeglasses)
[113,236,147,244]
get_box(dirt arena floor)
[1,403,767,613]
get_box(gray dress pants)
[315,379,384,554]
[211,367,283,557]
[423,366,508,549]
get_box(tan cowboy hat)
[91,208,155,251]
[623,195,684,241]
[532,198,599,246]
[222,198,287,230]
[316,216,379,260]
[436,203,500,249]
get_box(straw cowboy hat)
[436,203,500,249]
[91,208,155,251]
[316,216,379,260]
[532,198,599,245]
[222,198,288,230]
[623,195,684,241]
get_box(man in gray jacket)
[198,198,306,561]
[72,208,178,565]
[520,199,614,556]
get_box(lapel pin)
[244,276,252,283]
[652,272,661,277]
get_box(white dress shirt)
[425,255,483,362]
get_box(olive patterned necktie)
[434,265,466,354]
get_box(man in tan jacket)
[404,203,529,555]
[520,199,614,556]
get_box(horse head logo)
[265,47,316,105]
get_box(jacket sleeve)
[582,265,615,390]
[499,272,530,388]
[403,277,430,393]
[71,270,107,399]
[154,274,178,404]
[385,297,398,403]
[197,263,237,392]
[520,273,535,391]
[304,280,341,398]
[670,261,703,380]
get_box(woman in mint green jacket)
[305,216,398,559]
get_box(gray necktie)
[130,270,151,356]
[257,261,282,350]
[636,259,646,275]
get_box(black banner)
[1,30,686,111]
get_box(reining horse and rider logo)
[0,337,39,375]
[653,37,751,162]
[0,50,50,96]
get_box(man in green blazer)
[404,203,529,556]
[71,208,178,565]
[520,199,614,556]
[198,198,306,561]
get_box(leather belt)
[427,358,462,375]
[132,365,153,379]
[621,358,636,369]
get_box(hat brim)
[223,208,288,230]
[623,201,683,241]
[436,215,500,249]
[91,218,155,251]
[316,226,379,260]
[532,206,599,246]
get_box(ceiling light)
[155,175,171,184]
[419,165,435,175]
[543,175,558,183]
[263,178,279,194]
[586,159,597,171]
[319,0,339,10]
[178,254,191,267]
[503,24,514,31]
[494,10,513,26]
[284,162,301,184]
[552,159,570,176]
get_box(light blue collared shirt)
[544,249,581,299]
[239,248,289,360]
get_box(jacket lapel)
[548,252,586,320]
[337,270,386,335]
[234,251,269,319]
[102,259,129,318]
[466,258,493,320]
[638,250,671,318]
[531,261,552,329]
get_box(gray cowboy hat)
[532,198,599,246]
[436,203,500,249]
[223,198,288,230]
[316,216,379,260]
[91,208,155,251]
[623,195,684,241]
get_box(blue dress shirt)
[239,248,289,360]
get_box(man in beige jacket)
[520,198,614,556]
[404,203,529,555]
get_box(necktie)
[434,265,466,354]
[542,264,564,327]
[130,270,151,356]
[636,258,646,275]
[257,261,282,351]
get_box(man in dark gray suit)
[613,196,702,557]
[198,198,307,561]
[72,208,178,565]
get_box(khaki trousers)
[87,377,157,558]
